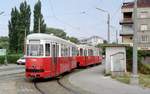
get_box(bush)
[7,54,23,64]
[0,54,23,64]
[126,47,150,74]
[0,56,5,64]
[139,64,150,74]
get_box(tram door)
[52,43,58,76]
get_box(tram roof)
[27,33,77,46]
[77,44,98,49]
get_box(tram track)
[33,70,82,94]
[57,75,79,94]
[34,82,45,94]
[33,76,79,94]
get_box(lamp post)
[130,0,139,85]
[110,25,118,44]
[96,8,110,43]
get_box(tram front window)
[27,44,43,56]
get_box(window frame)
[140,24,148,31]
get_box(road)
[0,68,91,94]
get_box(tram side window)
[26,44,29,56]
[45,44,50,56]
[61,44,64,57]
[84,49,87,56]
[68,47,71,56]
[80,48,83,56]
[72,47,77,56]
[56,45,59,57]
[88,49,93,56]
[65,47,68,56]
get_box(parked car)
[17,57,26,65]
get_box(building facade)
[79,36,104,46]
[120,0,150,50]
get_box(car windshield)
[27,44,44,56]
[20,57,25,59]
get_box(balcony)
[120,18,133,25]
[120,30,133,36]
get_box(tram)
[25,33,77,78]
[25,33,102,79]
[76,45,102,67]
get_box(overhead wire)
[48,0,81,31]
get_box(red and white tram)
[76,45,102,67]
[25,33,77,78]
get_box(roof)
[100,44,130,47]
[122,0,150,9]
[77,44,98,50]
[27,33,76,46]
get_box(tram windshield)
[27,44,44,56]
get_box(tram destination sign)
[0,49,6,56]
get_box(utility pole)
[24,29,26,54]
[130,0,139,85]
[96,8,110,43]
[38,18,40,33]
[116,30,118,44]
[108,14,110,43]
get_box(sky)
[0,0,133,42]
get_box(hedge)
[0,54,23,64]
[0,56,5,64]
[126,47,150,74]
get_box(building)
[79,36,104,46]
[120,0,150,50]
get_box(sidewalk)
[0,64,25,76]
[69,65,150,94]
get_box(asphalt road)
[0,69,91,94]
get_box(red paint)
[26,56,77,79]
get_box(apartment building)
[120,0,150,50]
[79,36,104,46]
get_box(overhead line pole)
[108,13,110,43]
[38,18,40,33]
[130,0,139,85]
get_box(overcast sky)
[0,0,133,42]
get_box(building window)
[140,24,148,31]
[141,35,148,42]
[140,12,148,18]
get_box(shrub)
[126,47,150,74]
[0,54,23,64]
[0,56,5,64]
[7,54,23,64]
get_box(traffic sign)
[0,49,6,56]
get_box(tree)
[46,27,79,43]
[0,37,9,49]
[67,36,79,44]
[8,7,20,53]
[8,1,31,53]
[18,1,31,52]
[46,27,67,39]
[33,0,46,33]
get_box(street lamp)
[96,7,110,43]
[130,0,139,85]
